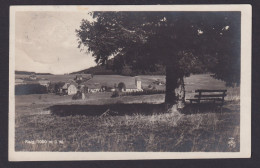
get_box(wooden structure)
[187,89,227,104]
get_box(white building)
[122,77,143,92]
[88,88,101,93]
[135,77,142,90]
[61,82,78,95]
[68,84,78,95]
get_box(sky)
[15,11,96,74]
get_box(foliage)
[72,59,166,76]
[76,12,240,104]
[117,82,126,92]
[72,91,85,100]
[15,84,48,95]
[48,82,65,94]
[111,90,119,98]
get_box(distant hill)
[15,71,53,75]
[71,64,166,76]
[71,65,117,75]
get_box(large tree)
[76,12,240,107]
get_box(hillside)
[15,71,53,75]
[71,64,166,76]
[71,65,116,75]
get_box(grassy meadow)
[14,74,240,152]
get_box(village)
[14,73,166,99]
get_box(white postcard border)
[9,5,252,161]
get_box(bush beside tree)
[15,84,48,95]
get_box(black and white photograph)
[9,5,251,161]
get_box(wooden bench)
[187,89,227,105]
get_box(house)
[122,77,143,92]
[61,81,78,95]
[76,76,143,93]
[87,85,102,93]
[38,79,50,87]
[15,79,24,85]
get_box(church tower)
[135,77,142,90]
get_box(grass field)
[14,74,240,152]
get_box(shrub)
[15,84,48,95]
[118,82,126,92]
[72,91,85,100]
[111,90,119,98]
[48,82,65,94]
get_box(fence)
[120,89,165,96]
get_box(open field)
[16,74,240,100]
[14,74,240,151]
[15,102,240,152]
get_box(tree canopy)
[76,11,241,105]
[118,82,126,92]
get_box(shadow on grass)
[48,103,166,117]
[49,101,239,117]
[181,102,234,115]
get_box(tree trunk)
[165,65,186,110]
[165,65,178,108]
[176,77,185,109]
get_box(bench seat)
[187,89,227,105]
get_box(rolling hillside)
[15,71,53,75]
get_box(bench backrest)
[194,89,227,99]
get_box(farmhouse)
[122,77,143,92]
[87,84,102,93]
[79,81,106,93]
[74,76,143,93]
[61,81,78,95]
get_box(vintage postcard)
[9,5,251,161]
